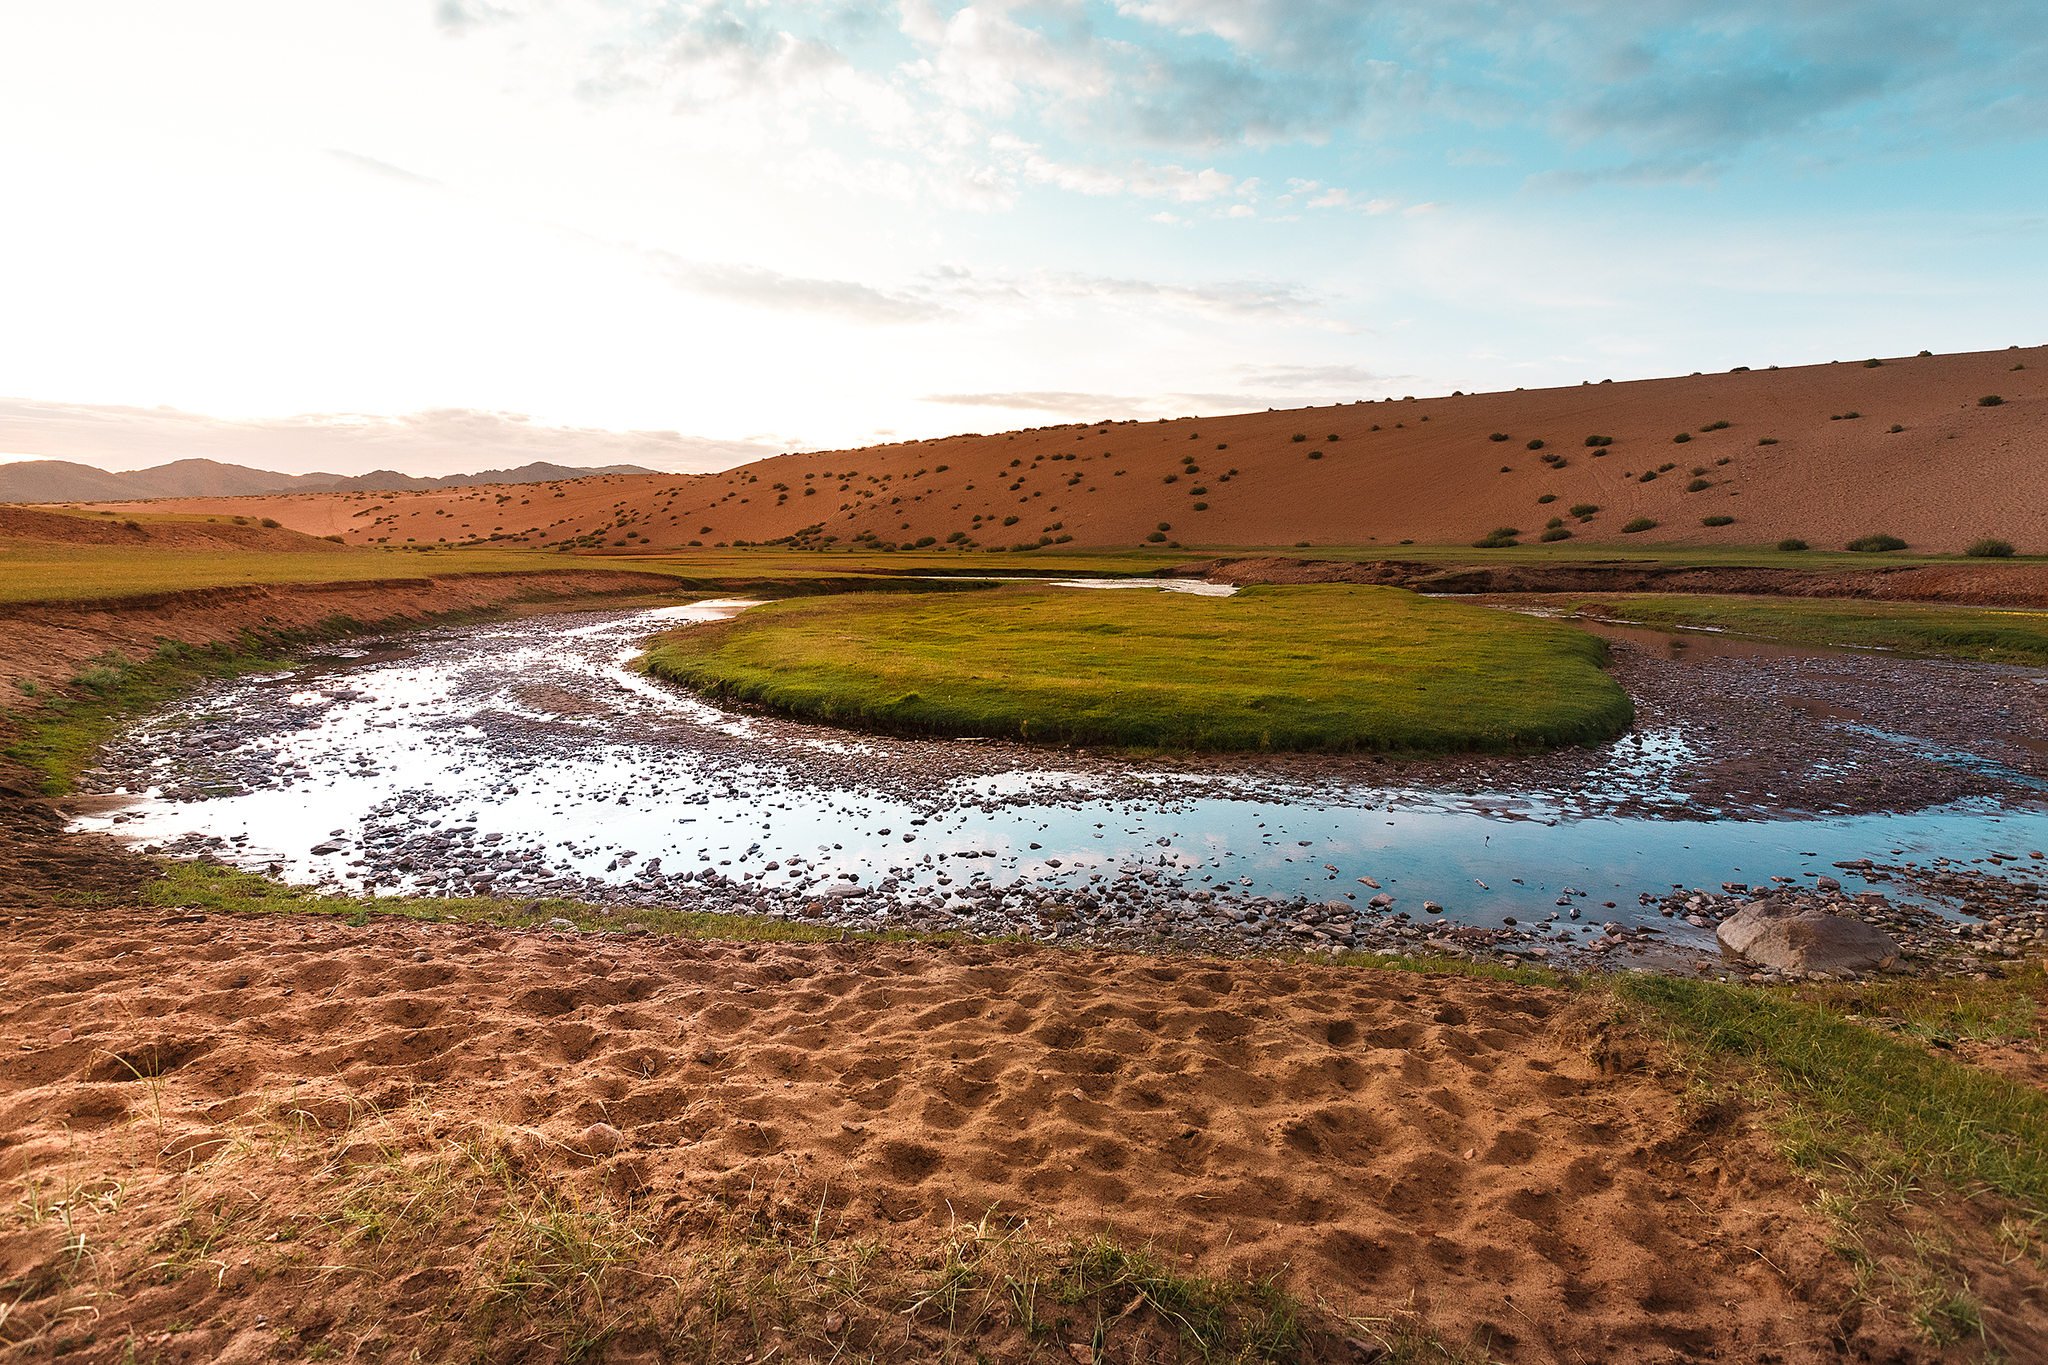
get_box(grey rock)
[1716,900,1899,973]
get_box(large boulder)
[1716,899,1899,974]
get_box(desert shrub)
[1584,435,1613,447]
[1003,515,1019,526]
[946,530,967,543]
[1702,515,1735,527]
[322,535,343,543]
[1327,433,1340,441]
[1690,466,1707,475]
[1888,424,1904,433]
[1473,527,1521,548]
[1308,451,1323,459]
[1500,465,1512,473]
[1658,462,1675,472]
[1638,471,1658,483]
[914,536,937,547]
[1846,533,1907,552]
[1146,531,1166,542]
[1488,432,1510,442]
[1526,439,1545,450]
[1758,437,1779,445]
[1537,493,1557,504]
[1292,433,1307,442]
[1699,420,1730,431]
[1158,522,1172,532]
[1777,537,1808,551]
[123,519,141,530]
[1540,527,1572,542]
[1673,432,1691,443]
[1966,538,2015,558]
[1830,411,1862,420]
[2012,363,2026,371]
[1569,503,1599,517]
[1863,358,1883,367]
[231,515,249,524]
[1685,478,1710,492]
[1163,474,1178,483]
[1546,516,1564,529]
[1917,349,1932,356]
[1716,457,1732,465]
[1216,443,1228,449]
[1730,365,1750,372]
[1622,518,1657,533]
[1192,502,1208,510]
[1978,395,2004,406]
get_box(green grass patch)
[1584,595,2048,665]
[641,584,1633,753]
[1616,975,2048,1211]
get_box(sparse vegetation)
[1622,518,1658,533]
[1473,527,1521,548]
[1965,538,2016,558]
[1846,533,1908,553]
[1592,596,2048,665]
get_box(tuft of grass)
[1965,538,2016,558]
[1846,533,1908,553]
[1615,975,2048,1211]
[641,584,1632,753]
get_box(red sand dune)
[59,346,2047,554]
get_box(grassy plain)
[1587,595,2048,665]
[642,583,1633,752]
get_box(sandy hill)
[0,506,353,553]
[72,346,2045,555]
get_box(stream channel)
[76,581,2047,962]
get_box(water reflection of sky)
[77,598,2047,932]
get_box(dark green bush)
[1846,533,1907,552]
[1658,463,1675,472]
[1537,493,1557,504]
[1473,527,1521,548]
[1526,439,1546,451]
[1978,395,2004,406]
[1584,435,1613,447]
[1701,515,1735,527]
[1489,432,1509,442]
[1966,538,2015,558]
[1146,531,1166,542]
[1673,432,1691,443]
[1863,358,1883,367]
[1157,522,1172,532]
[1888,424,1904,433]
[1540,527,1572,542]
[1292,433,1308,442]
[1500,466,1512,473]
[1638,471,1658,482]
[1192,502,1208,511]
[1003,515,1019,526]
[1917,349,1932,356]
[1758,437,1779,445]
[1308,451,1322,459]
[1685,478,1710,492]
[1699,420,1730,431]
[1569,503,1599,517]
[1622,518,1657,533]
[1777,538,1808,551]
[259,517,281,528]
[1326,433,1340,441]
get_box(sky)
[1,0,2044,476]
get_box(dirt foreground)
[3,883,1998,1364]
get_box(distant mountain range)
[0,457,660,503]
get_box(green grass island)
[640,583,1634,752]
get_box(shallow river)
[77,585,2048,953]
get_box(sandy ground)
[0,893,1949,1364]
[52,344,2048,556]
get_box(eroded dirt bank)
[0,570,687,697]
[1176,556,2048,606]
[2,898,1996,1364]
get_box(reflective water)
[78,593,2047,937]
